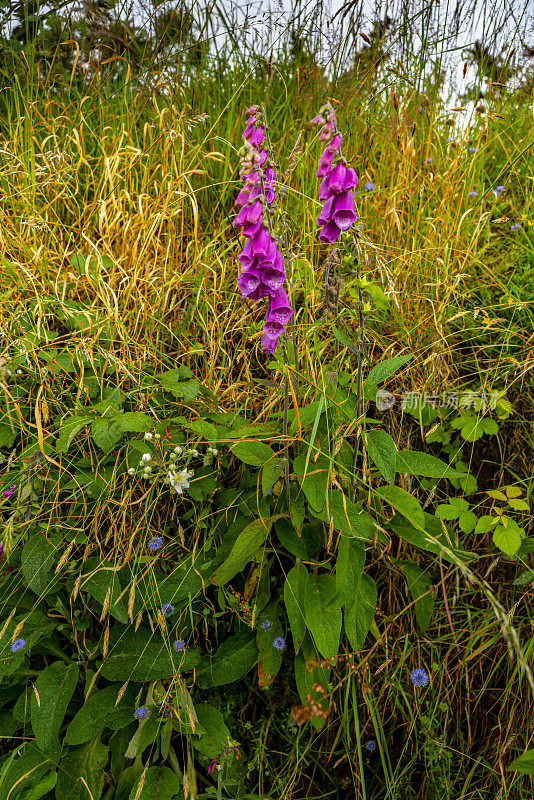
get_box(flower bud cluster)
[311,103,358,243]
[233,105,293,353]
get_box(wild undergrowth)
[0,1,533,799]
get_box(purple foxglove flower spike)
[249,126,265,147]
[237,268,261,297]
[241,218,263,238]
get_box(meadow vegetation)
[0,1,533,798]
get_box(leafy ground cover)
[0,1,533,798]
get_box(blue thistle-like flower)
[11,638,26,653]
[160,603,175,616]
[510,223,521,232]
[273,637,286,651]
[135,706,149,720]
[364,182,375,192]
[261,620,273,630]
[173,639,185,652]
[425,157,433,164]
[365,740,377,752]
[148,535,163,552]
[410,668,429,688]
[468,191,478,198]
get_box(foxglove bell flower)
[234,105,292,353]
[311,104,358,242]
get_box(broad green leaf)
[508,498,530,511]
[293,453,330,512]
[196,631,258,687]
[378,485,425,530]
[65,684,137,745]
[91,417,123,453]
[304,574,342,659]
[363,354,412,397]
[127,767,181,800]
[256,608,283,688]
[504,486,522,499]
[366,429,396,484]
[230,440,275,467]
[284,563,308,654]
[0,612,56,685]
[21,532,59,595]
[289,484,305,535]
[56,416,92,454]
[114,412,153,433]
[336,537,365,608]
[124,715,159,759]
[78,558,128,623]
[183,420,218,440]
[400,563,434,633]
[0,745,53,800]
[31,661,79,763]
[192,704,231,757]
[55,736,109,800]
[396,450,461,479]
[475,515,496,533]
[509,749,534,775]
[100,625,199,682]
[493,524,522,557]
[436,503,462,520]
[261,457,285,496]
[19,769,57,799]
[159,368,200,401]
[0,423,18,448]
[486,489,507,502]
[458,511,477,533]
[344,574,377,651]
[313,491,375,539]
[388,512,476,562]
[210,517,275,586]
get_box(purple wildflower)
[469,146,478,152]
[493,185,504,197]
[273,636,286,651]
[207,756,220,774]
[135,706,149,721]
[261,620,272,630]
[364,182,375,192]
[173,640,186,652]
[468,191,478,198]
[365,740,377,752]
[234,104,292,354]
[11,638,26,653]
[510,223,521,232]
[410,668,429,688]
[148,535,163,552]
[2,485,16,499]
[160,603,174,616]
[425,157,433,164]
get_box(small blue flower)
[11,638,26,653]
[469,146,478,152]
[161,603,174,616]
[364,182,375,192]
[510,223,521,232]
[261,620,273,630]
[493,185,504,197]
[173,639,185,652]
[417,106,424,115]
[135,706,149,720]
[468,191,478,198]
[425,157,433,164]
[148,535,163,552]
[365,739,377,752]
[410,668,429,688]
[273,637,286,651]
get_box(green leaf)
[21,532,58,596]
[0,745,53,800]
[196,631,258,687]
[508,498,529,511]
[363,354,412,395]
[400,563,434,633]
[304,574,342,659]
[388,512,476,563]
[124,715,160,759]
[493,524,522,557]
[284,563,308,654]
[459,416,485,442]
[344,574,377,651]
[366,429,397,484]
[377,485,425,530]
[332,324,359,354]
[475,515,497,533]
[210,517,276,586]
[19,769,57,799]
[458,511,477,533]
[509,749,534,775]
[289,484,305,536]
[261,457,285,496]
[293,453,330,512]
[100,625,199,682]
[55,736,109,800]
[313,491,375,539]
[396,450,461,479]
[230,440,275,467]
[486,489,507,502]
[192,704,231,757]
[56,416,92,454]
[114,412,154,433]
[78,559,128,623]
[159,368,200,401]
[91,417,123,453]
[336,537,365,608]
[435,503,462,521]
[0,423,18,448]
[31,661,79,763]
[65,684,137,746]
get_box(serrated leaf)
[458,511,477,533]
[304,574,342,659]
[363,355,412,395]
[474,515,497,533]
[486,489,507,502]
[56,416,92,454]
[261,456,285,496]
[508,498,529,511]
[21,532,58,595]
[493,524,522,556]
[435,504,461,520]
[460,417,485,441]
[159,368,199,401]
[366,429,396,484]
[31,661,79,762]
[509,749,534,774]
[91,417,123,453]
[230,440,275,467]
[210,516,276,586]
[504,486,522,499]
[114,412,153,433]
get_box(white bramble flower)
[144,432,153,441]
[141,453,151,462]
[191,449,199,457]
[168,468,191,495]
[128,467,135,475]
